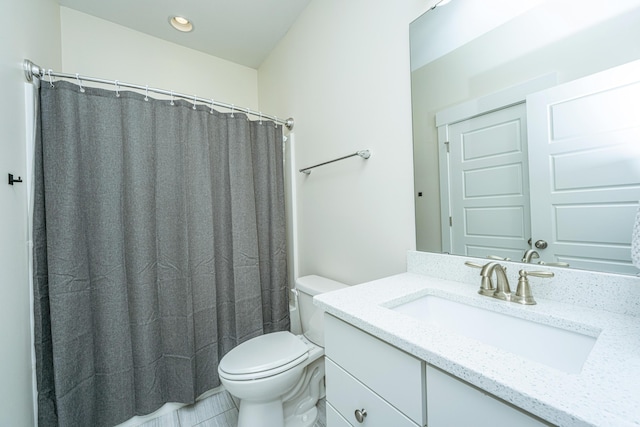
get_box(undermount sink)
[391,295,598,374]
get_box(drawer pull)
[354,408,367,423]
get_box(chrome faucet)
[521,249,540,263]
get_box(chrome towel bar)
[299,150,370,175]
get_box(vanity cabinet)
[326,401,353,427]
[325,314,553,427]
[427,365,553,427]
[324,314,426,427]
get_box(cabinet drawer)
[326,359,418,427]
[327,402,353,427]
[324,314,425,424]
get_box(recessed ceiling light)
[169,16,194,32]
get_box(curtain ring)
[144,85,149,102]
[274,116,279,129]
[75,73,85,93]
[114,80,120,97]
[47,69,55,88]
[209,99,215,114]
[230,104,235,118]
[170,90,175,106]
[192,95,197,110]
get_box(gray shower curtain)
[33,80,289,426]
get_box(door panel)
[527,59,640,274]
[448,103,531,259]
[555,204,637,244]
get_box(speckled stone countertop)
[314,272,640,427]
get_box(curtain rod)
[23,59,294,130]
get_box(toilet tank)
[296,275,347,346]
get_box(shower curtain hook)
[259,112,263,125]
[230,104,235,118]
[192,95,197,110]
[114,80,120,97]
[144,85,149,102]
[209,99,215,114]
[170,90,175,106]
[274,116,278,128]
[75,73,85,93]
[47,69,54,88]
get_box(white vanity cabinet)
[324,314,426,427]
[426,365,553,427]
[324,314,553,427]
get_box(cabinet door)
[427,365,553,427]
[324,314,425,425]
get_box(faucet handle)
[538,261,570,267]
[512,269,554,305]
[487,255,511,261]
[464,261,485,269]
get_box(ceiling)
[57,0,313,69]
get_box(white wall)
[258,0,438,285]
[60,7,260,110]
[0,0,61,424]
[0,0,444,421]
[410,0,547,71]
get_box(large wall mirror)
[411,0,640,275]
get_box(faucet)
[480,262,511,301]
[465,260,555,305]
[465,261,512,301]
[521,249,540,263]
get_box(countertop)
[314,272,640,427]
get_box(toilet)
[218,275,347,427]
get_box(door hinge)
[444,141,450,153]
[449,216,453,226]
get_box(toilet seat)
[219,331,309,381]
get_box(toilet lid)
[219,331,308,378]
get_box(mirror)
[410,0,640,275]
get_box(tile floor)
[135,391,326,427]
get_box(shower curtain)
[32,80,289,426]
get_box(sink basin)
[391,295,598,374]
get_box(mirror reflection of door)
[439,60,640,274]
[527,59,640,275]
[445,104,531,260]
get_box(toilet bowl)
[218,275,347,427]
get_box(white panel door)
[527,59,640,274]
[447,103,531,260]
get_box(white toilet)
[218,275,347,427]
